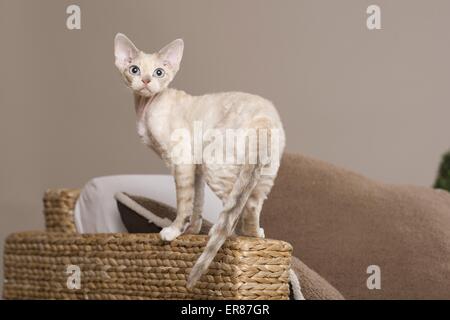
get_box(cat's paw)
[185,218,203,234]
[257,227,266,238]
[160,226,182,241]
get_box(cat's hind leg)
[237,176,274,238]
[237,197,264,238]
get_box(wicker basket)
[43,189,80,233]
[3,189,292,300]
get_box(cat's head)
[114,33,183,97]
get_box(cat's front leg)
[160,164,196,241]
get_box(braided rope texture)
[3,189,292,300]
[43,189,80,233]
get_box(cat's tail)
[186,163,261,289]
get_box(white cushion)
[74,175,222,233]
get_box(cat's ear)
[114,33,139,70]
[158,39,184,71]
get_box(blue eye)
[153,68,165,78]
[129,65,140,75]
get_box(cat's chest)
[136,117,150,145]
[136,101,171,152]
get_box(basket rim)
[5,231,293,252]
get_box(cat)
[114,33,286,289]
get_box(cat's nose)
[141,78,151,84]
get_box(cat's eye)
[153,68,165,78]
[129,65,140,75]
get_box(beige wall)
[1,0,449,294]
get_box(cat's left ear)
[158,39,184,72]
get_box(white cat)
[114,34,285,289]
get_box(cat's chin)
[134,89,154,98]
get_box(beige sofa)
[262,153,450,299]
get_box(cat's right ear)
[114,33,139,70]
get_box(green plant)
[434,151,450,192]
